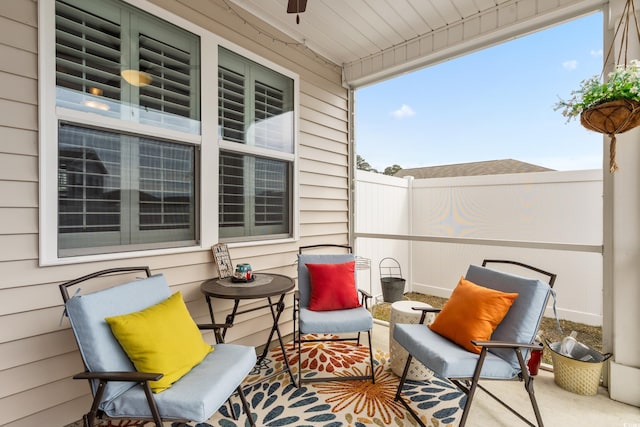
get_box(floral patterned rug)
[71,335,465,427]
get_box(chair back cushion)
[65,274,171,404]
[297,253,356,308]
[465,265,551,370]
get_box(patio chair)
[294,244,375,386]
[394,260,556,427]
[59,266,257,427]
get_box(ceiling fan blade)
[287,0,307,14]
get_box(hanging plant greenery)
[555,61,640,122]
[554,0,640,173]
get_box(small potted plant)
[554,60,640,172]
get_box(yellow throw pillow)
[105,291,212,393]
[429,277,518,354]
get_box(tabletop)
[200,273,294,300]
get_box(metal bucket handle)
[379,257,402,278]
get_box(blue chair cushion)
[65,275,171,405]
[299,306,373,334]
[103,343,257,422]
[394,324,518,379]
[298,253,356,308]
[465,265,551,370]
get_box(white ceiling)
[228,0,607,87]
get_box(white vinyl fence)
[354,169,603,326]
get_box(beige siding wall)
[0,0,349,425]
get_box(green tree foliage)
[383,164,402,175]
[356,155,378,173]
[357,155,402,175]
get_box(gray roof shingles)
[393,159,553,179]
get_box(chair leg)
[142,382,163,427]
[524,377,544,427]
[297,329,302,387]
[394,354,428,427]
[525,377,544,427]
[227,397,237,420]
[367,330,375,383]
[517,349,544,427]
[236,385,256,427]
[457,348,489,427]
[84,380,108,427]
[394,354,412,401]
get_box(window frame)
[39,0,300,265]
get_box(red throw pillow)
[306,261,361,311]
[429,277,518,354]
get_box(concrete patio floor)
[370,322,640,427]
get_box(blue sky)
[355,12,604,172]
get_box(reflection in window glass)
[58,124,197,255]
[219,151,289,239]
[218,47,293,153]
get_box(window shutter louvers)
[218,66,246,144]
[255,158,287,227]
[139,139,195,231]
[55,1,122,103]
[219,151,245,229]
[254,80,286,150]
[138,34,195,120]
[58,124,122,234]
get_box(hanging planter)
[580,99,640,172]
[580,99,640,134]
[555,0,640,172]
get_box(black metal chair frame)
[394,259,556,427]
[293,244,376,387]
[60,266,256,427]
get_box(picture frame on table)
[211,243,234,278]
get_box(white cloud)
[590,49,603,57]
[391,104,416,119]
[562,60,578,71]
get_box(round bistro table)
[200,273,295,384]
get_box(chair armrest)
[197,323,233,330]
[198,323,232,344]
[73,371,163,382]
[358,289,372,299]
[358,288,372,308]
[411,307,442,313]
[411,306,441,324]
[471,340,543,350]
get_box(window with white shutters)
[218,48,294,240]
[54,0,200,256]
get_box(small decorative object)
[554,0,640,172]
[233,263,253,282]
[211,243,233,278]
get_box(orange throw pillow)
[429,277,518,354]
[306,261,361,311]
